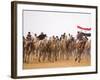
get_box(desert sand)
[23,54,91,69]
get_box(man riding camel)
[25,32,33,48]
[26,32,32,41]
[77,31,88,41]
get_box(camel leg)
[54,51,57,61]
[48,52,52,62]
[43,52,46,62]
[38,52,42,62]
[75,49,80,62]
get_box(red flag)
[77,25,91,31]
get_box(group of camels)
[23,32,91,64]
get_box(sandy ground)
[23,54,91,69]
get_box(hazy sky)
[23,10,91,38]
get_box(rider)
[26,32,32,41]
[77,31,84,41]
[77,31,88,45]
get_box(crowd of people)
[23,31,91,63]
